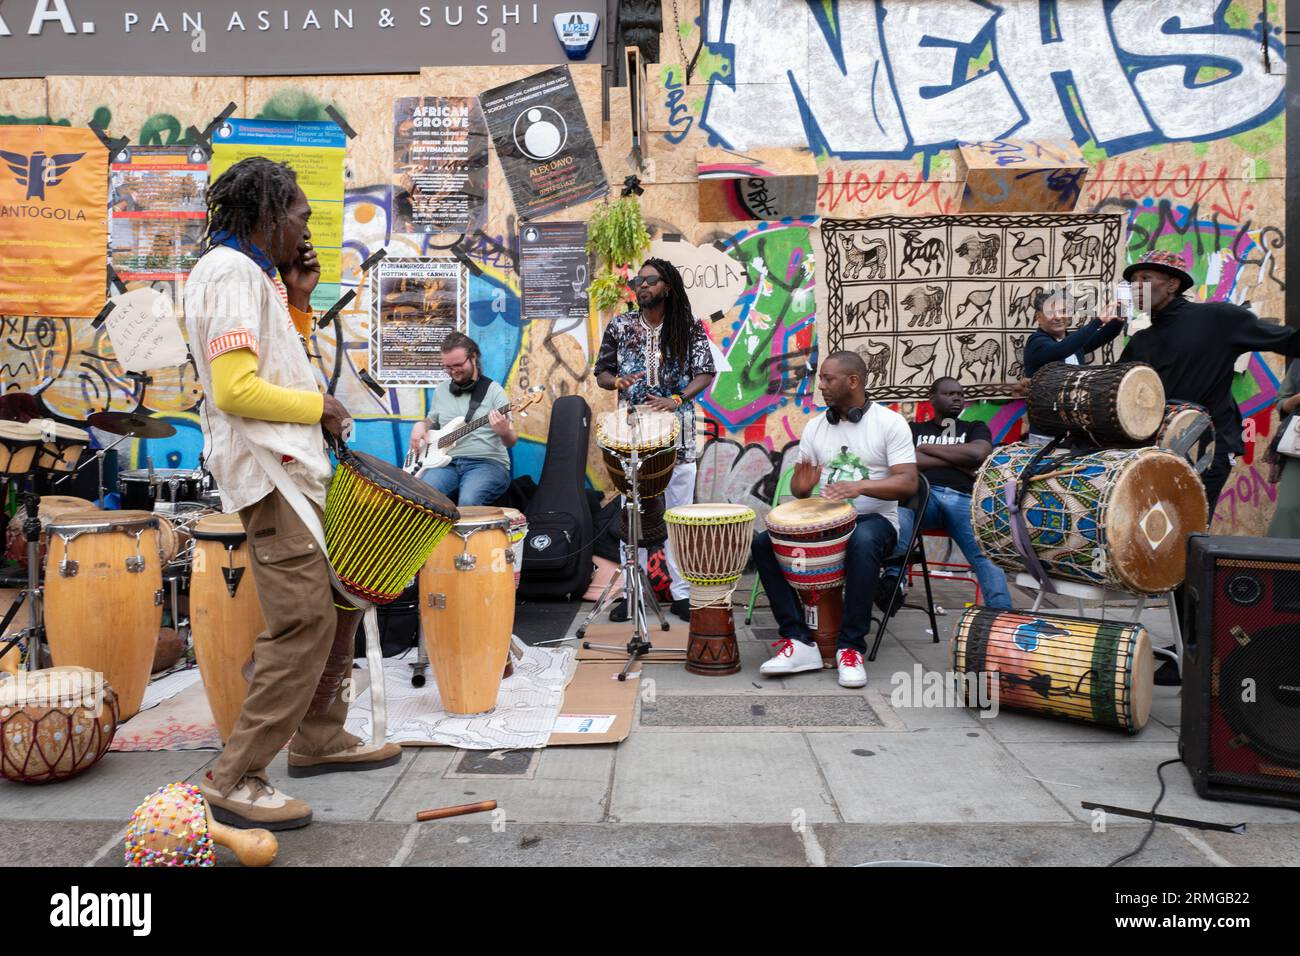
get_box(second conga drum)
[419,507,515,716]
[190,512,266,743]
[43,510,163,721]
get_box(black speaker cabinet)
[1181,534,1300,809]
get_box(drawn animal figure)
[863,289,891,329]
[840,235,888,280]
[900,229,945,277]
[955,333,1001,383]
[954,286,996,326]
[1061,229,1101,274]
[1007,334,1027,379]
[1008,231,1046,277]
[898,338,939,385]
[844,299,869,332]
[955,232,1000,275]
[1009,285,1044,325]
[855,343,891,388]
[901,285,945,328]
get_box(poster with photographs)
[519,221,589,323]
[392,96,489,236]
[823,214,1124,401]
[368,258,467,388]
[479,65,607,220]
[109,145,209,288]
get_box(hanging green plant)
[586,196,650,312]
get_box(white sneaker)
[836,649,868,688]
[759,638,824,677]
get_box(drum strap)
[1007,437,1070,594]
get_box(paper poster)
[519,221,589,322]
[0,126,107,318]
[392,96,489,236]
[480,65,607,220]
[104,287,189,373]
[369,257,466,388]
[109,144,208,290]
[210,118,346,312]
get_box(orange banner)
[0,126,107,318]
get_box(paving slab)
[404,822,810,866]
[1188,824,1300,866]
[213,749,418,823]
[90,821,414,867]
[611,731,838,823]
[816,823,1212,867]
[0,752,218,821]
[809,730,1074,824]
[1004,741,1300,825]
[980,706,1178,744]
[377,744,615,824]
[0,821,127,867]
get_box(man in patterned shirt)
[594,258,717,622]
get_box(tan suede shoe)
[286,741,402,778]
[203,773,313,831]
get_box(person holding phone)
[185,157,399,832]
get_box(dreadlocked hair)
[203,157,300,256]
[643,257,695,369]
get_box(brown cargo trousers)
[208,489,363,795]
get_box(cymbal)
[86,411,177,439]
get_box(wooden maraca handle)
[416,800,497,822]
[205,807,279,867]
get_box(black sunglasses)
[628,275,663,290]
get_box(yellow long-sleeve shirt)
[208,304,323,424]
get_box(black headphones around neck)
[826,401,871,425]
[448,376,477,396]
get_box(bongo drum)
[0,667,118,784]
[666,503,756,675]
[419,507,515,716]
[971,443,1208,595]
[501,507,528,588]
[0,421,42,477]
[952,607,1153,733]
[31,420,90,474]
[765,499,858,664]
[1154,401,1215,474]
[125,782,277,867]
[1027,362,1164,445]
[4,496,97,570]
[596,406,679,498]
[43,510,163,721]
[324,448,459,605]
[189,512,266,743]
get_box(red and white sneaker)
[759,638,823,677]
[836,649,868,688]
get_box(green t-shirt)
[426,378,511,470]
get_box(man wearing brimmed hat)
[1120,249,1300,512]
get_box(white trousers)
[621,461,696,601]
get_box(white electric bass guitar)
[403,388,544,479]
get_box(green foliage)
[586,196,651,312]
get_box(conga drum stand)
[578,438,674,681]
[0,491,50,672]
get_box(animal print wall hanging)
[823,214,1123,401]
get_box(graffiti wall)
[0,0,1289,536]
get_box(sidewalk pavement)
[3,576,1297,867]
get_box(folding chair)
[868,474,940,661]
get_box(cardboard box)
[955,139,1089,213]
[548,661,640,745]
[697,147,818,221]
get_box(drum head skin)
[192,512,247,541]
[1104,450,1208,593]
[766,498,856,535]
[1115,365,1165,442]
[342,449,459,522]
[46,509,157,533]
[666,503,757,525]
[596,407,679,451]
[451,505,511,533]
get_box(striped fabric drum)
[764,498,857,593]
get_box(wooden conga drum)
[765,499,857,664]
[419,507,515,716]
[189,512,266,743]
[953,607,1153,733]
[666,503,756,675]
[43,510,163,721]
[1027,361,1164,444]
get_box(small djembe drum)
[596,406,680,500]
[665,504,756,675]
[125,782,278,867]
[765,499,858,664]
[0,666,118,784]
[1153,401,1215,474]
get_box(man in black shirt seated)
[878,376,1012,613]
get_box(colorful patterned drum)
[501,507,528,588]
[765,498,857,664]
[971,443,1207,594]
[1154,401,1215,474]
[0,667,119,784]
[952,608,1153,733]
[596,406,679,498]
[1027,361,1165,445]
[666,503,756,676]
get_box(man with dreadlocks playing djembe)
[594,258,717,622]
[185,157,401,831]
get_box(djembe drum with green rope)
[665,504,756,675]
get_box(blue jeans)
[887,484,1012,610]
[420,458,511,506]
[752,513,897,654]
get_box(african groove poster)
[823,214,1124,401]
[392,96,489,237]
[479,65,607,220]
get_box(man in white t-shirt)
[752,351,918,687]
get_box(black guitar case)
[518,394,595,601]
